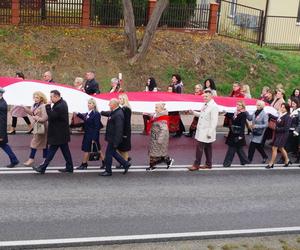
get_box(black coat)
[226,111,247,147]
[0,98,8,145]
[46,98,70,145]
[273,113,292,147]
[77,110,103,152]
[102,107,124,148]
[84,79,100,95]
[118,106,132,152]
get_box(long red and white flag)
[0,77,277,115]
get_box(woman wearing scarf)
[147,103,174,171]
[247,100,268,164]
[266,103,292,169]
[23,91,48,166]
[223,101,250,167]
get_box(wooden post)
[11,0,20,25]
[147,0,157,21]
[82,0,91,27]
[208,3,219,34]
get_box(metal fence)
[0,0,11,24]
[217,0,264,45]
[90,1,148,27]
[159,4,210,30]
[20,0,83,26]
[263,16,300,50]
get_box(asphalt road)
[0,134,300,244]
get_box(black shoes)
[262,158,268,164]
[265,164,274,169]
[26,128,33,134]
[166,158,174,169]
[100,160,105,169]
[58,168,73,173]
[123,163,131,175]
[8,130,16,134]
[76,162,88,170]
[146,166,156,171]
[284,160,292,167]
[6,161,19,168]
[32,165,45,174]
[100,171,112,176]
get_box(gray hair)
[109,98,119,107]
[111,78,119,84]
[256,100,265,108]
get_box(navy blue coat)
[118,106,132,152]
[84,79,100,95]
[77,110,102,152]
[0,98,8,145]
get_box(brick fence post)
[208,3,219,34]
[11,0,20,25]
[82,0,91,27]
[147,0,157,21]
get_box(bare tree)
[121,0,169,64]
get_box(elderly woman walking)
[247,100,269,164]
[147,103,174,171]
[23,91,48,166]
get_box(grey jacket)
[247,110,268,143]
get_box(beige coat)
[148,110,169,157]
[193,99,219,143]
[30,104,48,149]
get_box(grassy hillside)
[0,26,300,97]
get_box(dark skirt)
[82,133,100,152]
[272,131,289,148]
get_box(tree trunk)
[129,0,169,65]
[122,0,138,57]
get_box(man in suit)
[0,88,19,168]
[33,90,73,174]
[43,71,55,83]
[188,89,219,170]
[100,98,131,176]
[84,71,100,95]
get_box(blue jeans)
[105,143,129,174]
[41,143,73,171]
[29,147,48,159]
[0,144,19,164]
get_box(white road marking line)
[1,227,300,248]
[0,166,299,174]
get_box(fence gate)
[217,0,264,45]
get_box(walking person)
[23,91,48,167]
[75,98,105,170]
[188,89,219,171]
[266,103,292,169]
[100,98,131,176]
[223,101,250,167]
[116,93,132,167]
[0,88,19,168]
[147,103,174,171]
[33,90,73,174]
[247,100,269,164]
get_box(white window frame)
[297,1,300,25]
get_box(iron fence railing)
[217,0,264,45]
[90,1,148,27]
[263,16,300,50]
[160,4,210,30]
[20,0,83,26]
[0,0,12,24]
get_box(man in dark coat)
[84,71,100,95]
[33,90,73,174]
[0,88,19,168]
[100,98,131,176]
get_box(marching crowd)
[0,70,299,175]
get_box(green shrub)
[92,0,122,26]
[159,0,197,28]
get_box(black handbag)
[88,142,100,161]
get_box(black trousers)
[223,145,249,167]
[12,116,31,127]
[41,143,73,171]
[248,141,268,162]
[194,141,212,167]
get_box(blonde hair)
[156,102,166,111]
[118,93,131,109]
[88,98,98,111]
[74,77,84,84]
[242,84,250,95]
[33,91,47,104]
[256,100,265,108]
[237,100,246,109]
